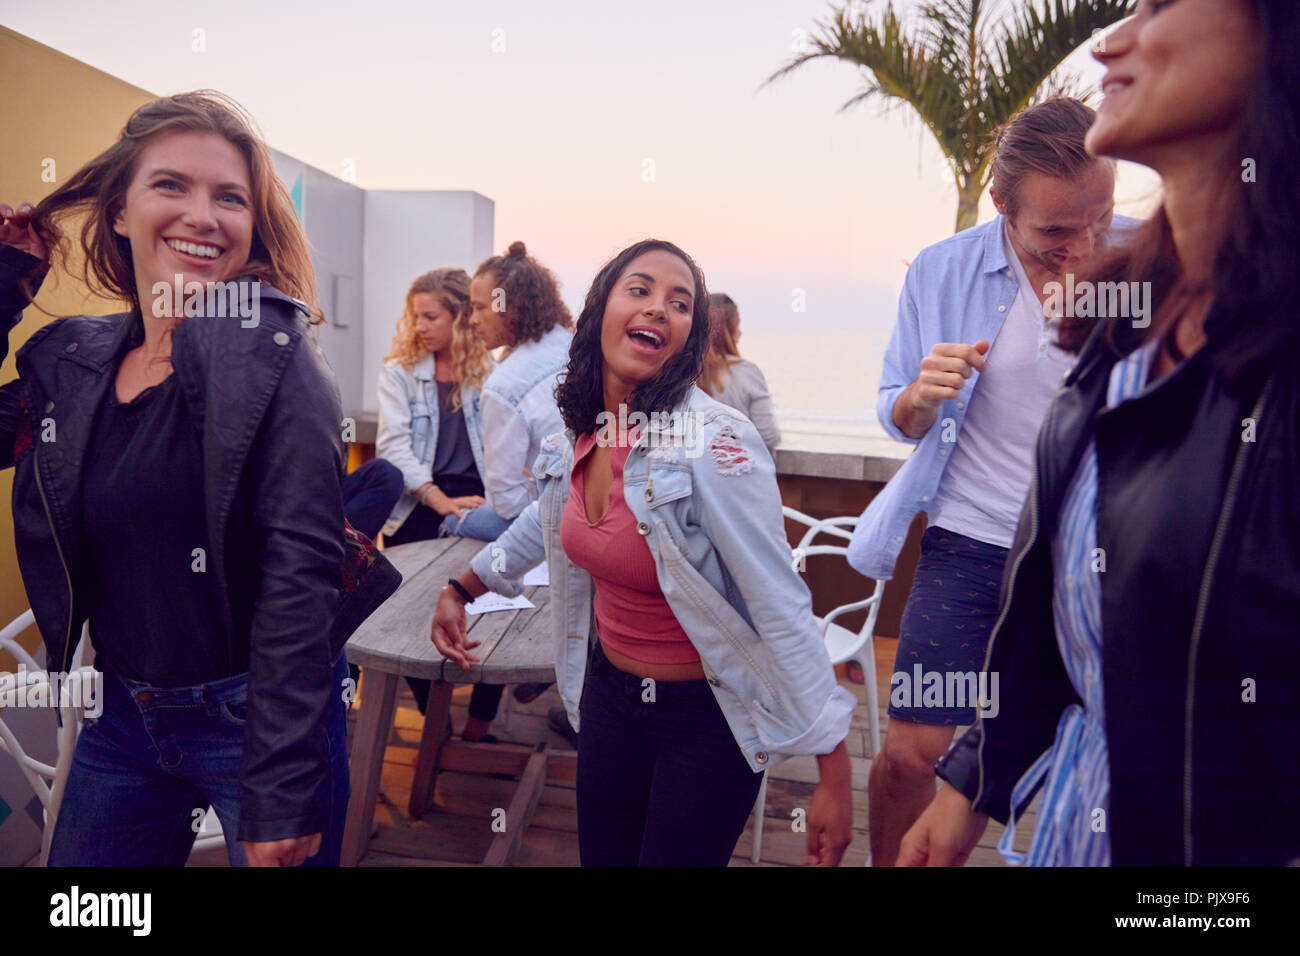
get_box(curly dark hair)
[555,239,711,435]
[473,241,572,347]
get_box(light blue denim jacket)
[376,355,488,537]
[478,325,571,520]
[847,214,1140,580]
[468,386,857,773]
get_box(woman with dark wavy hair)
[418,242,573,741]
[901,0,1300,866]
[430,238,856,866]
[0,90,397,866]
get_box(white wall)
[270,150,368,416]
[361,190,495,414]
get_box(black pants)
[576,639,763,866]
[386,473,505,722]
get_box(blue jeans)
[439,501,512,541]
[47,653,351,867]
[576,639,763,866]
[341,458,404,541]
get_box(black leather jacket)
[936,309,1299,866]
[0,244,388,843]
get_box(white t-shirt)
[928,224,1076,548]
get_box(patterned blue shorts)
[889,525,1008,726]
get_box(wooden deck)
[194,635,1029,868]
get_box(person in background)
[902,0,1300,867]
[345,268,503,716]
[410,241,573,745]
[373,267,504,547]
[845,96,1134,866]
[431,238,855,865]
[697,292,780,454]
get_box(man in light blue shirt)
[847,98,1139,866]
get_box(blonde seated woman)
[342,268,505,544]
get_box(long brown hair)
[697,292,743,395]
[26,90,321,322]
[385,267,492,407]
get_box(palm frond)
[769,0,1137,229]
[984,0,1136,126]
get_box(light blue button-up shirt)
[847,214,1139,581]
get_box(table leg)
[482,742,549,867]
[409,680,454,818]
[341,670,398,867]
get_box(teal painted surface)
[290,172,304,221]
[0,793,10,827]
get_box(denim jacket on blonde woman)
[375,354,489,537]
[468,385,856,772]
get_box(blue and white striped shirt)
[998,340,1158,866]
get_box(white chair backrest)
[1,614,225,863]
[0,613,93,864]
[782,507,885,640]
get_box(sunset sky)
[2,0,1160,341]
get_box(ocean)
[732,328,902,454]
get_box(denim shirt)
[468,386,857,773]
[478,325,571,520]
[376,354,488,537]
[847,214,1140,580]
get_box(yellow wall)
[0,27,154,666]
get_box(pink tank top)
[559,431,700,665]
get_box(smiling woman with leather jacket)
[899,0,1300,867]
[0,91,398,867]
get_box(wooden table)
[340,537,566,866]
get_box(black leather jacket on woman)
[0,244,395,843]
[936,307,1300,866]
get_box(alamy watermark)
[890,664,999,718]
[151,274,260,328]
[1042,275,1152,329]
[0,666,103,719]
[594,403,706,458]
[49,885,150,936]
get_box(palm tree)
[767,0,1135,232]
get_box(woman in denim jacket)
[372,268,507,545]
[450,242,573,739]
[467,241,573,520]
[432,239,855,866]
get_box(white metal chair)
[749,508,884,863]
[0,611,225,864]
